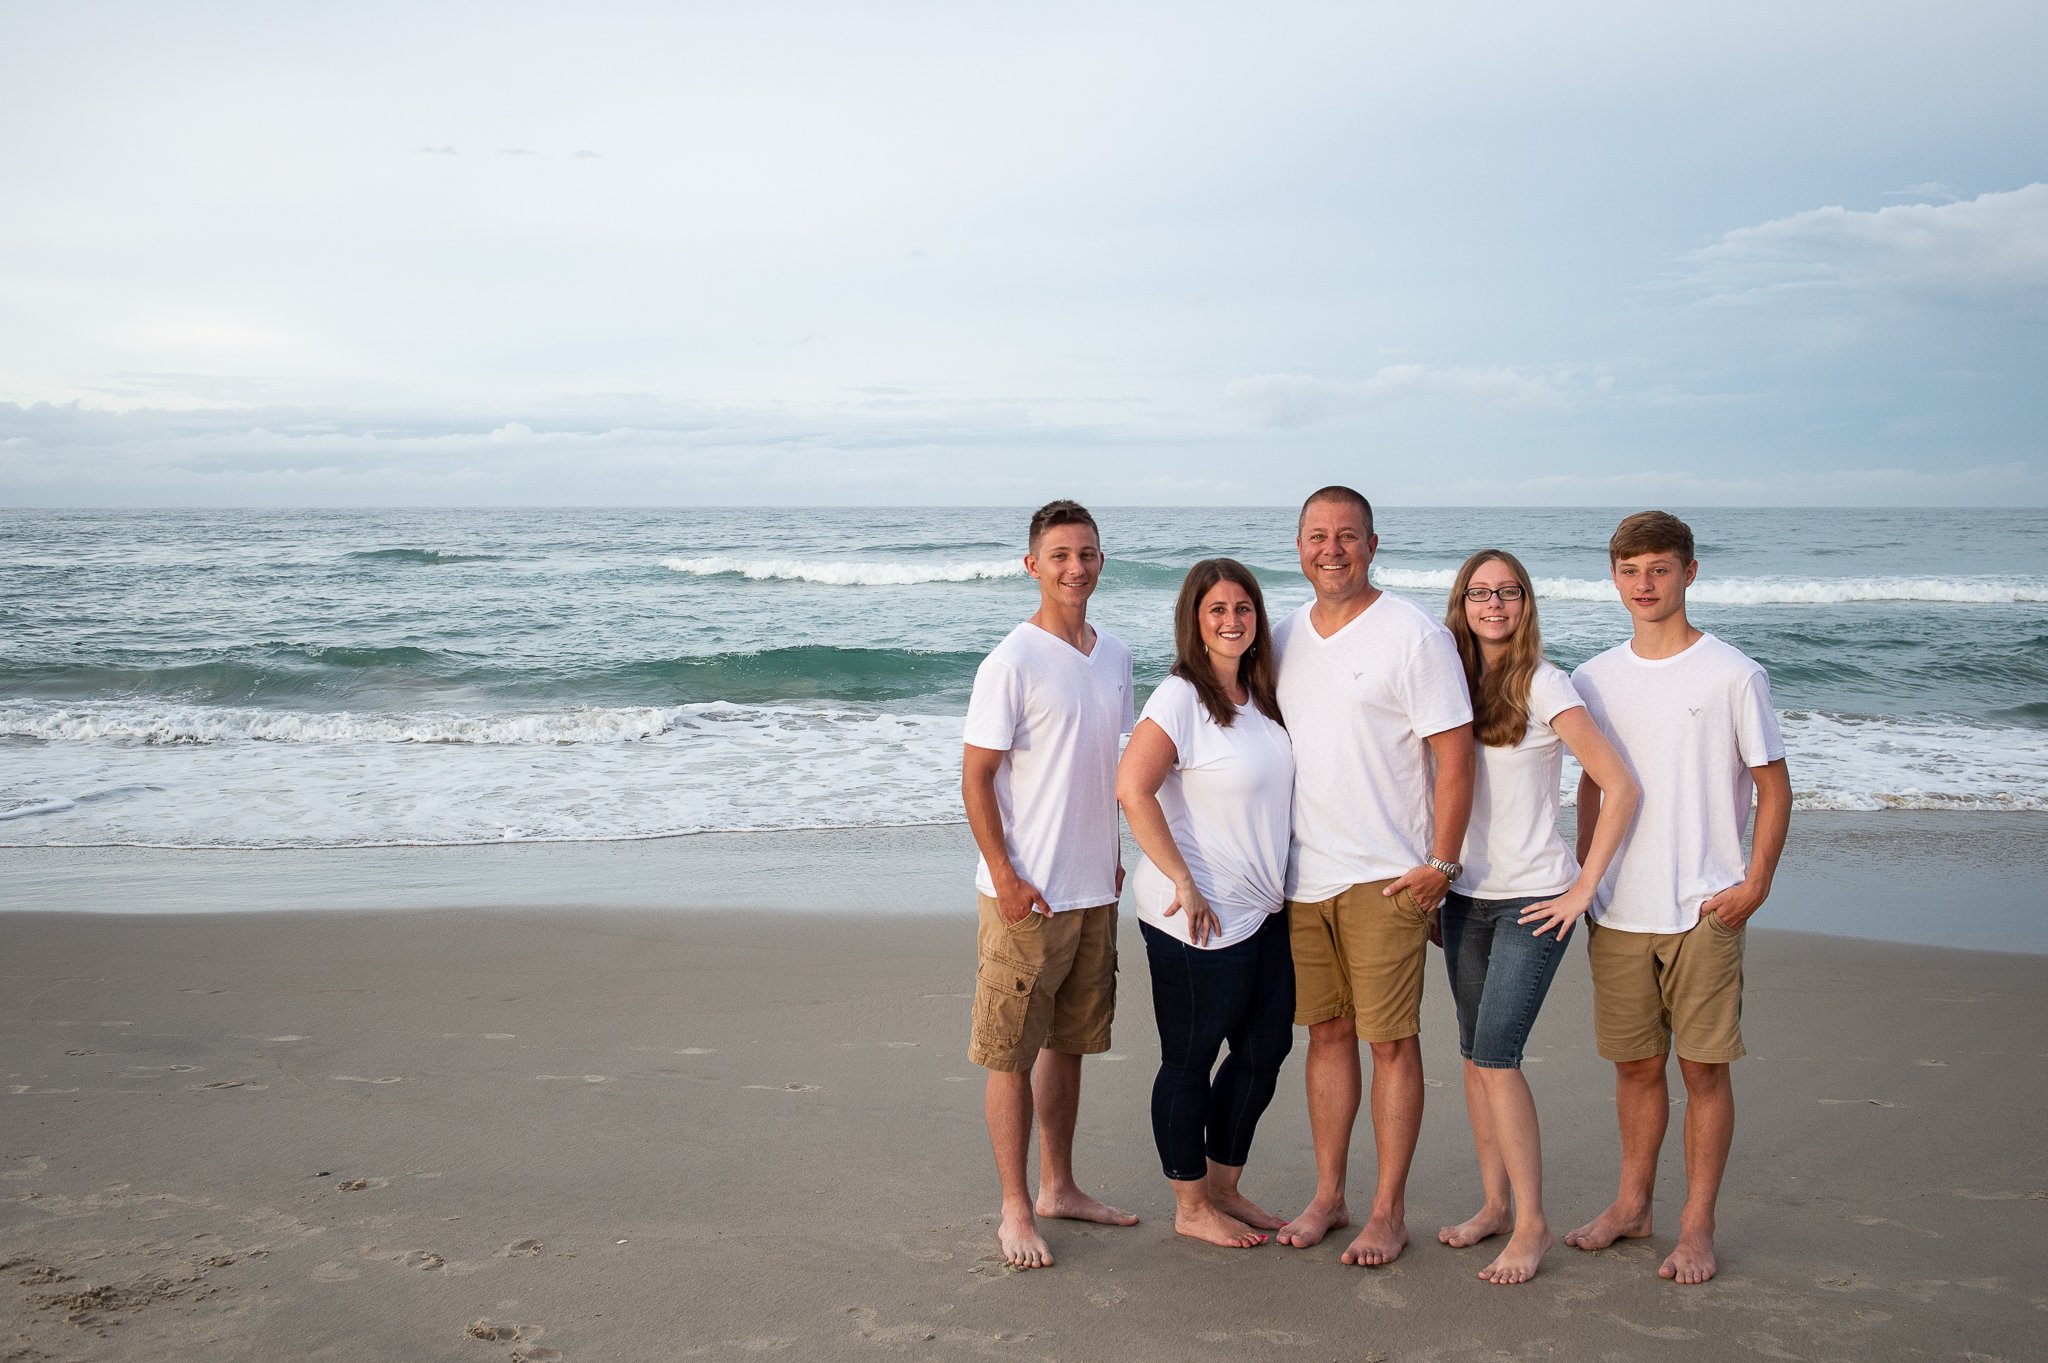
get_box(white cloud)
[1677,183,2048,310]
[1415,461,2041,507]
[1225,365,1581,428]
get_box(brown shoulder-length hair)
[1445,548,1543,748]
[1172,558,1284,730]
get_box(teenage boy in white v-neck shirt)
[1562,510,1792,1286]
[961,499,1138,1271]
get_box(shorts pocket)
[974,953,1039,1052]
[1702,910,1742,936]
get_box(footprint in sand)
[202,1079,268,1091]
[1820,1098,1900,1107]
[333,1075,405,1085]
[467,1319,545,1343]
[403,1250,445,1271]
[744,1082,820,1093]
[498,1239,544,1258]
[674,1047,717,1055]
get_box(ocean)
[3,506,2044,850]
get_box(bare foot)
[1660,1229,1717,1284]
[1276,1197,1349,1248]
[1339,1212,1409,1266]
[1437,1206,1513,1248]
[1035,1186,1139,1227]
[1174,1204,1269,1249]
[997,1208,1053,1269]
[1478,1225,1552,1284]
[1212,1188,1287,1232]
[1564,1202,1652,1251]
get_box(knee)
[1614,1055,1667,1088]
[1367,1035,1421,1069]
[1676,1057,1731,1095]
[1306,1018,1354,1049]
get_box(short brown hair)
[1608,510,1694,565]
[1299,485,1373,536]
[1028,499,1099,551]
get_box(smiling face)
[1296,496,1376,607]
[1611,548,1697,625]
[1463,557,1527,652]
[1025,522,1103,608]
[1198,578,1257,666]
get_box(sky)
[2,1,2044,507]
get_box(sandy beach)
[3,815,2045,1362]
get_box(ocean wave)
[1373,567,2048,606]
[0,644,988,709]
[664,555,1024,586]
[1,699,2043,849]
[346,548,508,564]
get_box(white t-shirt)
[963,622,1135,912]
[1572,633,1786,935]
[1274,592,1474,902]
[1457,661,1583,900]
[1129,675,1296,949]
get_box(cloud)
[497,147,537,157]
[572,149,602,159]
[1413,461,2041,507]
[1225,364,1583,428]
[1676,183,2048,310]
[1882,181,1961,203]
[416,144,459,156]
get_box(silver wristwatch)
[1424,855,1462,881]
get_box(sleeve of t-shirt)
[1402,622,1476,738]
[1570,659,1610,733]
[1531,665,1584,726]
[1120,644,1136,736]
[961,655,1022,751]
[1734,666,1786,767]
[1139,675,1195,764]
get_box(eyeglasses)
[1463,585,1526,602]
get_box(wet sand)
[1,816,2044,1361]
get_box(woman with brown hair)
[1117,558,1296,1249]
[1436,549,1639,1284]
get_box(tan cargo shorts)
[967,895,1117,1072]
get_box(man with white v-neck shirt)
[1272,485,1476,1267]
[961,499,1138,1270]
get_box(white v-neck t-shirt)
[1456,661,1584,900]
[1572,633,1785,934]
[1274,592,1473,902]
[1129,676,1296,949]
[963,622,1135,912]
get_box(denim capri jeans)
[1440,892,1573,1069]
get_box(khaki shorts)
[1287,879,1431,1043]
[968,896,1118,1072]
[1586,913,1746,1064]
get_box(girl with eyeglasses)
[1435,549,1640,1284]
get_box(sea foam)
[1374,568,2048,606]
[1,700,2041,849]
[664,556,1025,586]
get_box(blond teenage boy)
[1564,510,1792,1284]
[962,499,1139,1270]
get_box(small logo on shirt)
[1688,706,1703,716]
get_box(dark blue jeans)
[1441,892,1573,1069]
[1141,911,1296,1181]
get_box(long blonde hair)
[1445,549,1543,748]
